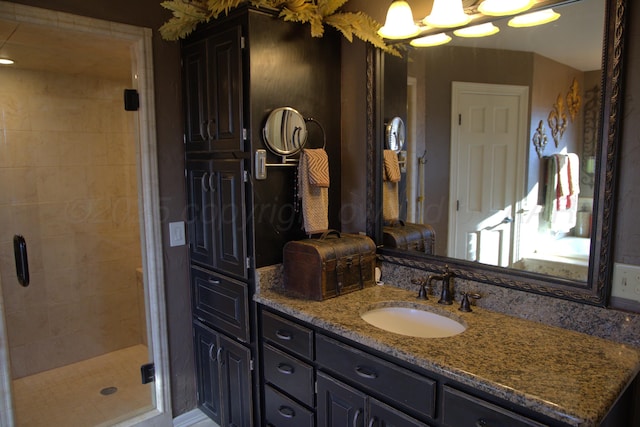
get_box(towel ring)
[304,117,326,150]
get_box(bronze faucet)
[426,266,455,305]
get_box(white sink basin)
[361,306,466,338]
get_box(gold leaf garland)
[159,0,398,55]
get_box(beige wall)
[0,67,143,378]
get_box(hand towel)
[382,150,401,221]
[543,155,579,232]
[303,148,330,187]
[383,150,401,182]
[298,149,329,234]
[383,181,400,221]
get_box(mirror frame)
[367,0,627,306]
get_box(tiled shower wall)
[0,67,143,378]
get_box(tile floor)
[11,344,153,426]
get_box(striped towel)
[298,149,329,234]
[383,150,401,182]
[304,149,330,187]
[382,150,401,221]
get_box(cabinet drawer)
[316,334,436,419]
[442,386,547,427]
[262,311,313,359]
[263,344,314,407]
[264,385,314,427]
[191,266,249,342]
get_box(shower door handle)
[13,235,30,287]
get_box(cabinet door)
[206,26,244,152]
[193,320,223,424]
[219,334,253,427]
[317,371,366,427]
[369,398,430,427]
[210,158,248,279]
[186,159,215,268]
[183,41,211,151]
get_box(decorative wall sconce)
[566,78,582,122]
[532,120,548,158]
[548,94,567,147]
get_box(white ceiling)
[0,0,604,81]
[0,17,132,81]
[450,0,604,71]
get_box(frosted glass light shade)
[410,33,452,47]
[453,23,500,37]
[508,9,561,27]
[378,1,422,39]
[478,0,534,16]
[423,0,471,28]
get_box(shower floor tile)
[11,344,153,426]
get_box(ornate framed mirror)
[366,0,627,306]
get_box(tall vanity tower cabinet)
[181,6,341,426]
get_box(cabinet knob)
[275,329,293,341]
[352,409,362,427]
[208,172,216,192]
[278,405,295,419]
[354,365,378,379]
[206,119,215,140]
[201,172,209,192]
[199,121,207,141]
[216,347,223,365]
[475,419,489,427]
[276,363,295,375]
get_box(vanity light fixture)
[478,0,534,16]
[378,1,422,39]
[410,32,452,47]
[453,22,500,38]
[423,0,471,28]
[508,9,561,28]
[0,58,14,65]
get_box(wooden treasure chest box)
[383,221,436,254]
[283,230,376,301]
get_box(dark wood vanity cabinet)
[182,5,341,425]
[317,371,429,427]
[261,311,316,426]
[258,307,577,427]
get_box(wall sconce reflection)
[548,94,567,147]
[566,78,582,122]
[532,120,549,158]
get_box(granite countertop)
[255,284,640,426]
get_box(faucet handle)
[412,278,428,300]
[459,292,481,312]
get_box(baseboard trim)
[173,409,217,427]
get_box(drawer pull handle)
[275,329,293,341]
[201,172,209,192]
[352,409,362,427]
[208,279,221,285]
[355,365,378,379]
[278,405,295,418]
[277,363,295,375]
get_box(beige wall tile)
[0,66,143,378]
